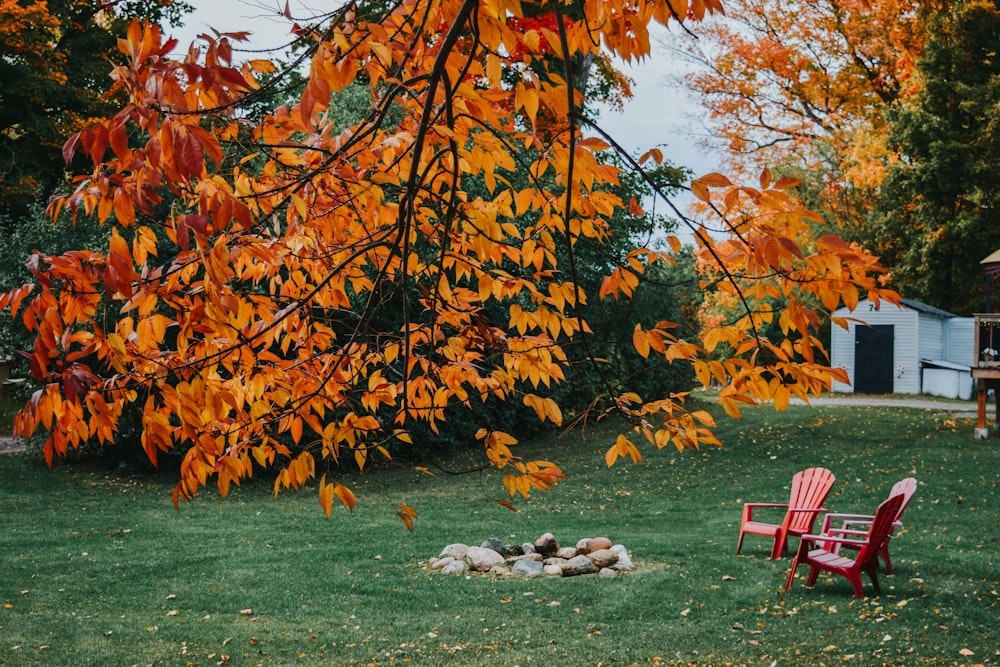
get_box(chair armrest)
[741,502,789,522]
[821,512,873,532]
[801,533,870,548]
[824,512,874,521]
[786,506,827,513]
[822,513,903,532]
[821,527,869,537]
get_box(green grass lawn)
[1,399,997,666]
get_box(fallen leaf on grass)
[167,610,179,616]
[239,609,253,615]
[959,649,975,656]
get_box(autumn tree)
[0,0,191,219]
[867,0,1000,315]
[674,0,935,238]
[0,0,898,522]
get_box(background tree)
[871,0,1000,315]
[0,0,191,220]
[674,0,935,247]
[0,0,898,521]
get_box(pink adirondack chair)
[785,493,905,597]
[818,477,916,573]
[736,467,836,558]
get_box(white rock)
[440,543,469,560]
[430,556,454,570]
[467,546,505,571]
[441,560,468,575]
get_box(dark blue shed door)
[854,325,894,394]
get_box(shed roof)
[836,297,960,319]
[899,298,959,319]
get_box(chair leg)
[865,563,881,594]
[785,561,798,591]
[846,570,865,597]
[736,529,745,555]
[770,529,787,559]
[879,545,894,574]
[805,565,820,587]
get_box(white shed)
[830,298,974,398]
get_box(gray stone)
[575,538,591,554]
[561,555,597,576]
[543,556,568,567]
[480,537,506,555]
[512,559,544,577]
[521,543,536,554]
[598,567,617,578]
[489,565,511,576]
[467,546,505,571]
[610,547,634,571]
[543,564,564,576]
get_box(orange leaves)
[319,475,357,518]
[479,428,567,499]
[502,463,568,499]
[523,394,563,425]
[274,451,316,495]
[0,0,907,525]
[605,434,642,467]
[396,504,418,531]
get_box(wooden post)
[976,378,989,438]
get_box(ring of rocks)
[425,532,635,578]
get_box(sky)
[168,1,721,179]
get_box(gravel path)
[0,394,980,455]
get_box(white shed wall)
[831,301,921,393]
[830,299,968,395]
[944,317,975,366]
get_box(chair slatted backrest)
[786,467,836,534]
[855,494,906,565]
[887,477,917,522]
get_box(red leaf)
[496,499,518,512]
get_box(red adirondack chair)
[785,493,905,597]
[818,477,916,573]
[736,467,836,558]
